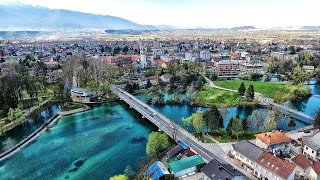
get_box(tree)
[242,118,249,133]
[231,117,243,140]
[0,120,5,135]
[314,109,320,129]
[7,108,15,124]
[146,79,152,89]
[185,111,204,133]
[264,110,279,131]
[124,166,136,180]
[238,82,246,96]
[226,117,234,136]
[203,105,224,133]
[249,110,264,132]
[109,175,127,180]
[291,67,310,85]
[146,132,170,158]
[246,85,255,101]
[288,118,296,129]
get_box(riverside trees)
[146,132,170,158]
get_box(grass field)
[210,131,256,143]
[215,80,302,103]
[194,85,257,107]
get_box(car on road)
[304,130,311,134]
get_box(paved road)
[111,86,255,179]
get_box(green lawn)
[215,80,305,103]
[194,85,257,107]
[211,131,256,143]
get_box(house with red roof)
[255,131,292,156]
[292,154,313,177]
[305,162,320,180]
[255,152,296,180]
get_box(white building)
[255,131,292,156]
[302,65,315,73]
[200,50,210,61]
[302,133,320,161]
[140,47,147,69]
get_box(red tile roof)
[312,162,320,175]
[257,152,296,179]
[255,131,292,146]
[292,154,313,170]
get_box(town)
[1,0,320,180]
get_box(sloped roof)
[232,141,264,161]
[302,133,320,151]
[144,161,170,180]
[257,152,296,179]
[167,145,182,158]
[311,162,320,175]
[292,154,313,170]
[255,131,292,146]
[168,155,204,173]
[201,159,243,180]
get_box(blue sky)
[1,0,320,28]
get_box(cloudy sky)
[1,0,320,28]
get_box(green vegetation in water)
[61,103,83,112]
[194,85,258,107]
[215,80,311,103]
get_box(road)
[111,85,256,179]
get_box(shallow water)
[0,102,156,180]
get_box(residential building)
[168,155,205,178]
[144,161,170,180]
[231,141,264,174]
[215,60,239,77]
[255,131,292,155]
[302,133,320,161]
[70,87,92,103]
[302,65,315,73]
[201,159,244,180]
[291,154,313,177]
[200,50,210,61]
[255,152,296,180]
[160,74,172,83]
[305,162,320,180]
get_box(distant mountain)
[0,4,157,31]
[230,26,256,31]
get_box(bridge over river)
[111,85,258,179]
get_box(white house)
[302,65,315,73]
[302,133,320,161]
[305,162,320,180]
[255,152,296,180]
[255,131,292,156]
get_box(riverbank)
[0,114,61,161]
[0,103,92,161]
[0,97,53,135]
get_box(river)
[0,84,319,179]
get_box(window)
[306,147,309,150]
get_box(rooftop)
[232,141,264,161]
[302,132,320,151]
[255,131,292,146]
[201,159,243,180]
[292,154,313,170]
[257,152,296,179]
[168,155,204,173]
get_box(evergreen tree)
[203,105,224,133]
[242,117,249,133]
[146,79,152,89]
[226,117,234,136]
[238,82,246,96]
[246,84,255,101]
